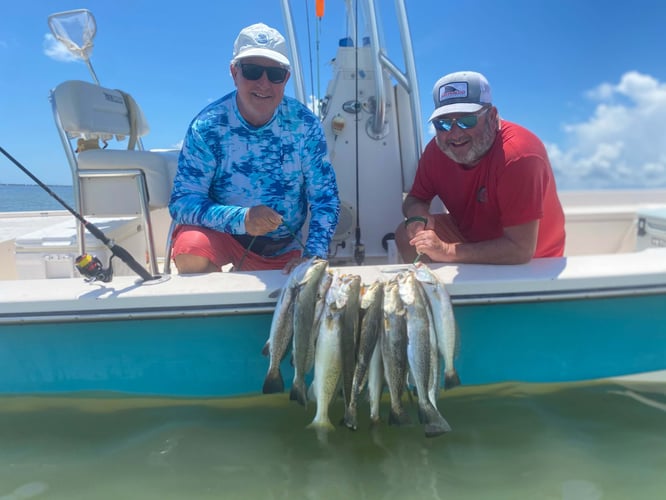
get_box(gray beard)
[436,120,496,166]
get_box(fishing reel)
[75,253,114,283]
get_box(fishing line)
[233,220,307,272]
[0,146,156,282]
[352,0,364,266]
[281,220,307,252]
[234,235,257,272]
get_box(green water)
[1,379,665,499]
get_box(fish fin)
[388,408,411,426]
[343,407,358,431]
[289,379,308,407]
[421,403,452,437]
[444,372,461,390]
[261,341,270,357]
[368,416,383,427]
[262,370,284,394]
[424,418,452,438]
[307,419,335,432]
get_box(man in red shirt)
[395,71,565,264]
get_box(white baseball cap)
[429,71,492,121]
[231,23,291,69]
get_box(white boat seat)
[50,79,179,276]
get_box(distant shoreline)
[0,183,73,188]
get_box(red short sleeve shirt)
[410,120,565,257]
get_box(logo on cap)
[255,33,269,45]
[439,82,468,104]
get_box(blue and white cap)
[429,71,492,120]
[231,23,291,69]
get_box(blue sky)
[1,0,666,190]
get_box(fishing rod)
[0,146,157,282]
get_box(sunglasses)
[432,107,490,132]
[238,63,288,84]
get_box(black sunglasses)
[238,63,288,84]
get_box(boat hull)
[1,280,664,397]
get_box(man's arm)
[412,219,539,264]
[402,194,431,219]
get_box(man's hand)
[245,205,283,236]
[409,228,448,262]
[282,255,312,274]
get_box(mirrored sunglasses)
[238,63,288,84]
[433,107,490,132]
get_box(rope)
[117,90,139,150]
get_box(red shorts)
[171,225,301,272]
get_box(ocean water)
[0,184,74,212]
[1,378,665,499]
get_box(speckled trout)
[344,279,384,430]
[340,273,362,413]
[413,263,460,390]
[381,276,411,426]
[290,259,330,406]
[398,271,451,437]
[307,271,347,431]
[262,257,315,394]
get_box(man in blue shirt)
[169,23,340,273]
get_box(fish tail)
[369,415,382,427]
[289,378,308,406]
[307,417,336,432]
[444,371,461,390]
[424,417,452,438]
[388,406,411,426]
[262,368,284,394]
[421,404,452,437]
[343,404,358,431]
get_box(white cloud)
[43,33,79,62]
[548,71,666,189]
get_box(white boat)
[1,2,665,397]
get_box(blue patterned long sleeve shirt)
[169,91,340,258]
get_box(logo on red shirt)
[477,186,488,203]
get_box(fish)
[262,257,316,394]
[413,263,461,389]
[398,271,451,437]
[344,280,384,430]
[381,276,411,426]
[307,271,346,432]
[311,269,334,341]
[339,273,362,413]
[366,340,384,424]
[290,258,330,406]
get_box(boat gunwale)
[2,279,665,325]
